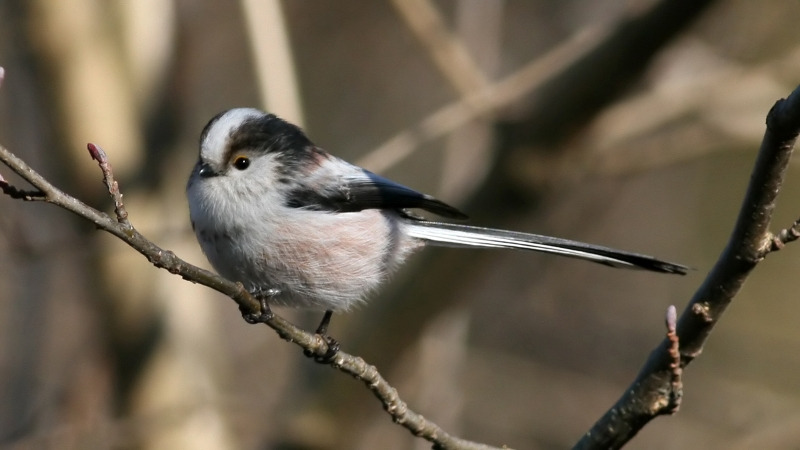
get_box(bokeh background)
[2,1,800,449]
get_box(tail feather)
[405,221,688,275]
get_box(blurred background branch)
[240,0,305,126]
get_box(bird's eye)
[233,156,250,170]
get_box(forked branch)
[575,84,800,449]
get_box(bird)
[186,108,687,356]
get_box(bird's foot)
[241,287,278,324]
[304,310,340,363]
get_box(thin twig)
[665,305,682,414]
[88,143,129,226]
[0,144,502,450]
[766,216,800,251]
[0,173,46,200]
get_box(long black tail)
[405,221,688,275]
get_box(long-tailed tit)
[187,108,687,343]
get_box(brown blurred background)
[2,1,800,449]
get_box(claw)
[305,334,340,363]
[241,295,274,324]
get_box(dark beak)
[198,162,218,178]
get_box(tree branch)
[574,84,800,449]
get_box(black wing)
[285,168,468,220]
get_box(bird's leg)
[315,309,334,335]
[305,310,340,363]
[241,287,279,324]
